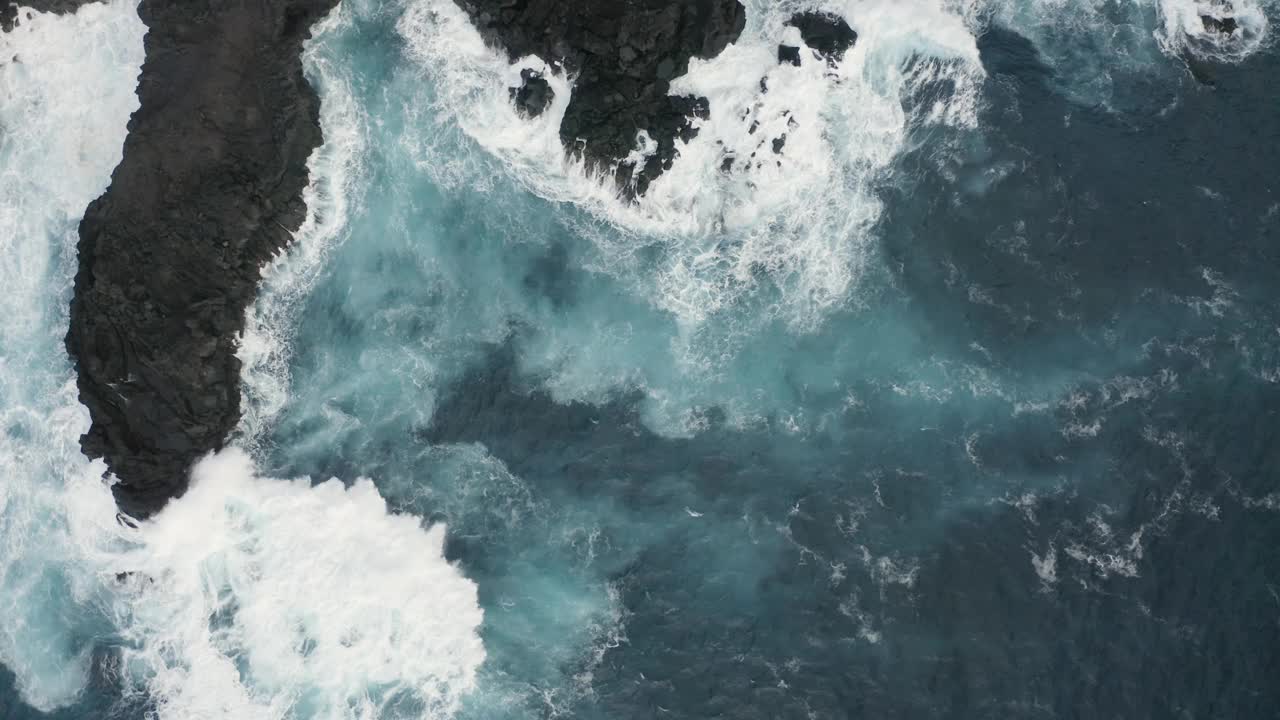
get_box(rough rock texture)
[787,11,857,62]
[456,0,746,195]
[509,67,553,117]
[1,0,99,32]
[65,0,338,519]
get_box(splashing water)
[1,5,484,719]
[110,450,485,720]
[238,8,369,451]
[5,0,1280,718]
[396,0,986,332]
[0,1,145,709]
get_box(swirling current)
[2,0,1278,718]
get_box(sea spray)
[239,6,369,451]
[0,1,145,709]
[397,0,985,334]
[109,449,485,720]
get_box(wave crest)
[110,449,486,720]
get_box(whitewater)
[4,0,1280,718]
[2,4,481,719]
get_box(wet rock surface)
[509,67,553,117]
[786,11,857,62]
[65,0,338,519]
[1201,13,1239,35]
[456,0,746,195]
[777,44,801,66]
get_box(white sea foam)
[0,0,143,345]
[0,0,144,709]
[1030,542,1059,587]
[1155,0,1270,61]
[3,5,485,718]
[394,0,1272,333]
[985,0,1271,105]
[107,450,486,720]
[396,0,984,331]
[238,6,367,449]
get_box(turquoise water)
[3,0,1280,717]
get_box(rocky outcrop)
[1201,13,1239,35]
[39,0,779,520]
[456,0,746,196]
[777,44,802,67]
[510,68,553,117]
[65,0,338,520]
[786,11,857,63]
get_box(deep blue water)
[3,0,1280,718]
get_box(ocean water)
[2,0,1279,718]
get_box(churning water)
[3,0,1279,717]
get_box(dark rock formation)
[1,0,99,32]
[1201,13,1239,35]
[777,44,801,67]
[509,67,553,117]
[455,0,746,195]
[65,0,338,519]
[787,11,857,62]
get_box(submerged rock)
[777,44,801,66]
[1201,13,1239,35]
[66,0,338,519]
[510,68,553,117]
[786,11,857,62]
[455,0,747,195]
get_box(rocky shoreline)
[58,0,337,519]
[9,0,841,519]
[460,0,747,196]
[10,0,755,520]
[7,0,1253,522]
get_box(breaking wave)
[1,4,484,719]
[239,8,367,450]
[109,450,485,720]
[394,0,1272,331]
[1155,0,1270,61]
[0,0,145,709]
[397,0,985,331]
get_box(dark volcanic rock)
[1201,13,1239,35]
[787,11,857,62]
[1,0,99,32]
[509,67,553,117]
[777,44,801,66]
[456,0,746,194]
[65,0,338,519]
